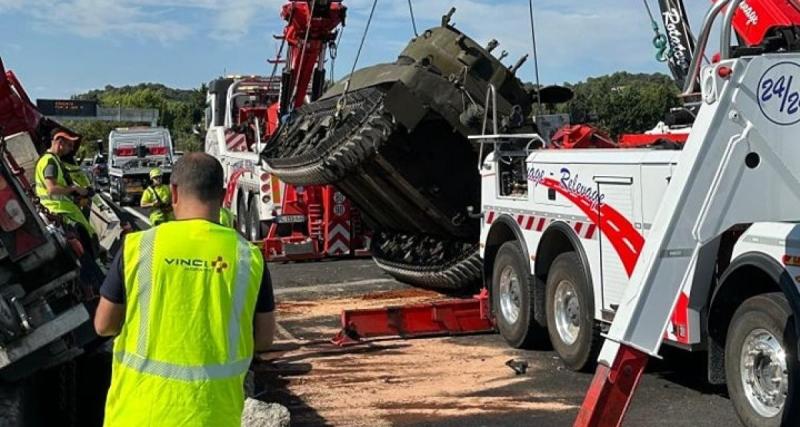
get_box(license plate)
[276,215,306,224]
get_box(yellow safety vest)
[220,207,235,228]
[141,185,174,226]
[63,161,92,189]
[34,153,96,236]
[105,220,264,427]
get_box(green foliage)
[558,72,680,137]
[62,120,140,158]
[72,83,208,153]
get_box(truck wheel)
[247,197,262,241]
[725,292,798,427]
[545,252,601,372]
[492,241,544,348]
[237,194,250,238]
[110,180,119,203]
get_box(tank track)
[371,231,481,293]
[264,86,395,185]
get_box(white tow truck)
[204,76,282,241]
[479,2,800,425]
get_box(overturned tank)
[262,11,535,292]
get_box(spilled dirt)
[258,289,576,426]
[276,288,442,320]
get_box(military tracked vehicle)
[262,10,549,291]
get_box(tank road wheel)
[545,252,601,371]
[237,194,250,238]
[491,242,544,349]
[726,293,798,427]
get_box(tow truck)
[206,0,369,260]
[474,1,800,425]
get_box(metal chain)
[643,0,670,62]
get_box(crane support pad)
[331,289,493,346]
[574,345,649,427]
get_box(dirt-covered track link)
[371,232,482,293]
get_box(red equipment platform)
[331,289,494,346]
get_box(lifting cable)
[330,25,346,82]
[335,0,379,116]
[528,0,543,114]
[407,0,418,37]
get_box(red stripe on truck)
[540,178,644,276]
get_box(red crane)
[262,0,369,261]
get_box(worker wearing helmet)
[140,168,174,226]
[35,129,96,238]
[95,153,275,427]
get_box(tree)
[71,83,207,153]
[559,72,680,137]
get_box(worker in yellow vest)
[62,147,94,219]
[94,153,276,427]
[140,168,174,226]
[35,130,96,239]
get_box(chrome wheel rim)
[498,265,522,325]
[554,280,580,346]
[740,328,788,418]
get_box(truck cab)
[108,127,174,205]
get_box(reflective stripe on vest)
[117,226,255,379]
[113,351,252,381]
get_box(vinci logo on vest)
[165,256,229,273]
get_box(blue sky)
[0,0,710,101]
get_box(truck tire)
[725,292,798,427]
[237,194,250,238]
[247,197,262,241]
[110,179,119,203]
[492,241,545,348]
[545,252,601,372]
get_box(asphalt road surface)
[262,258,743,427]
[94,201,743,426]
